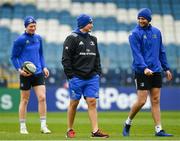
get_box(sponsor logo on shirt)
[79,52,96,56]
[86,49,90,52]
[79,41,84,46]
[152,34,157,38]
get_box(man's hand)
[144,68,153,76]
[18,69,32,77]
[166,70,172,81]
[43,68,49,78]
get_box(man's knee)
[21,98,29,105]
[87,98,96,109]
[151,97,160,105]
[38,95,46,103]
[138,99,147,107]
[69,100,79,109]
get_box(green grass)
[0,111,180,140]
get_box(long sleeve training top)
[11,32,46,74]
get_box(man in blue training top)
[11,16,51,134]
[122,8,173,137]
[62,14,109,138]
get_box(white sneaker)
[41,126,51,134]
[20,127,29,134]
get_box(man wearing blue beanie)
[24,16,36,28]
[137,8,152,22]
[122,8,173,137]
[62,14,109,138]
[11,16,51,134]
[77,14,93,29]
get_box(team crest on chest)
[152,34,157,38]
[26,40,30,44]
[143,35,147,39]
[90,41,95,46]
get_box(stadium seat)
[82,2,94,16]
[70,2,82,16]
[0,0,180,86]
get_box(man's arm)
[159,33,170,71]
[129,32,148,72]
[158,32,172,80]
[94,37,102,76]
[62,35,76,79]
[11,38,24,70]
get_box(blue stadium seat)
[37,10,47,19]
[58,10,71,25]
[138,0,150,8]
[117,44,132,69]
[93,17,105,31]
[47,10,59,19]
[104,17,118,31]
[128,0,137,8]
[25,4,36,17]
[166,44,178,69]
[0,0,179,87]
[116,0,127,8]
[117,23,128,31]
[0,5,12,18]
[98,43,107,58]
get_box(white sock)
[40,116,46,128]
[155,125,162,133]
[92,129,98,133]
[19,119,26,129]
[125,117,132,125]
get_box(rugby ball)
[23,61,36,74]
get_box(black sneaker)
[122,123,131,136]
[91,129,109,138]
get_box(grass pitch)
[0,111,179,140]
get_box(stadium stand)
[0,0,180,87]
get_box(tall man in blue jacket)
[122,8,173,137]
[11,16,51,134]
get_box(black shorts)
[134,72,162,90]
[20,73,45,90]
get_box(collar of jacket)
[73,28,89,37]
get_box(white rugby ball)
[23,61,36,74]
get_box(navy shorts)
[134,72,162,90]
[20,73,45,90]
[68,75,100,100]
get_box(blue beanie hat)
[137,8,152,22]
[24,16,36,27]
[77,14,93,29]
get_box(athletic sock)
[155,125,162,133]
[92,129,98,133]
[19,119,26,129]
[125,117,132,125]
[40,116,46,128]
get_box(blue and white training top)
[129,24,170,74]
[11,32,46,74]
